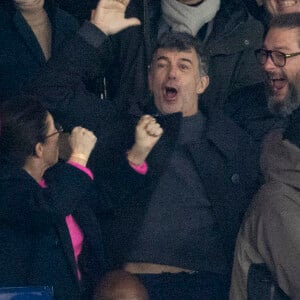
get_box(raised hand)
[69,127,97,166]
[91,0,141,35]
[127,115,163,166]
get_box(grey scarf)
[161,0,221,37]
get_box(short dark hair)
[0,95,49,167]
[269,13,300,47]
[151,31,209,76]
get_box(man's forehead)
[264,27,300,48]
[153,48,197,60]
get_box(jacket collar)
[9,0,57,63]
[143,102,252,162]
[13,10,47,63]
[206,110,258,161]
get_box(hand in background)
[90,0,141,35]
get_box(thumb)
[121,18,141,30]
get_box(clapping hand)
[91,0,141,35]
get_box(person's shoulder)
[0,163,38,197]
[0,163,29,181]
[250,180,298,220]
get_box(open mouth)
[269,77,288,93]
[277,0,298,8]
[164,86,178,100]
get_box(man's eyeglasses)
[45,123,64,139]
[255,49,300,67]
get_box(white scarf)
[161,0,221,37]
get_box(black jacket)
[0,162,108,300]
[224,82,287,143]
[99,111,261,270]
[0,0,78,100]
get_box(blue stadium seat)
[0,286,53,300]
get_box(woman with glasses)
[0,95,108,300]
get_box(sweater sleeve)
[67,160,94,179]
[128,161,148,175]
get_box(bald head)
[94,270,149,300]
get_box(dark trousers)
[136,271,229,300]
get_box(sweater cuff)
[67,161,94,180]
[78,21,108,48]
[129,161,148,175]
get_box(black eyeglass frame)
[45,123,64,139]
[255,48,300,67]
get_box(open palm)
[91,0,141,35]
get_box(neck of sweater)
[15,0,52,61]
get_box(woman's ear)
[34,142,44,158]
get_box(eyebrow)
[156,56,193,65]
[262,45,293,52]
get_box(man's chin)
[268,95,300,117]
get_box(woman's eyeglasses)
[45,123,64,139]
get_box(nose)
[168,65,177,79]
[263,55,277,72]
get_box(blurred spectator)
[94,270,149,300]
[0,0,78,100]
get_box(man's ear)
[197,75,209,95]
[34,142,44,158]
